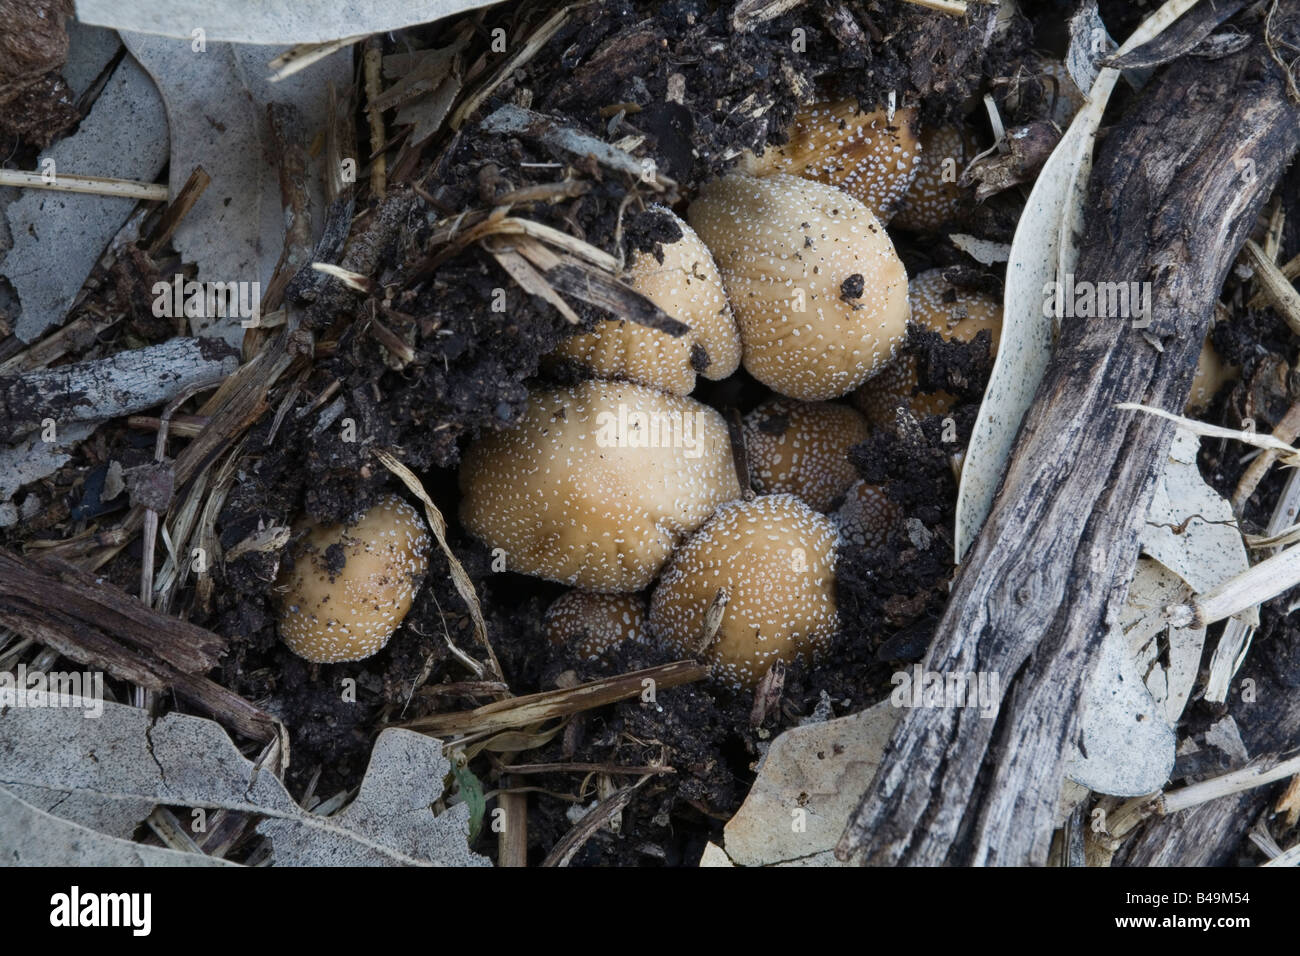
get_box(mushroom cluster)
[452,99,1000,691]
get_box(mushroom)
[835,480,900,550]
[1186,338,1238,414]
[853,268,1002,427]
[687,173,910,401]
[739,101,922,223]
[649,494,838,689]
[277,494,431,663]
[459,379,741,592]
[545,590,649,661]
[550,207,741,395]
[892,124,976,234]
[742,398,870,511]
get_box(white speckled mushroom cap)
[545,590,649,661]
[649,493,838,689]
[278,494,431,663]
[552,207,740,395]
[892,125,976,234]
[459,380,741,592]
[743,399,870,511]
[740,102,922,223]
[834,480,899,550]
[853,268,1002,426]
[688,173,909,402]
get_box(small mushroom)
[835,480,900,550]
[550,207,741,395]
[459,380,741,592]
[545,590,649,661]
[892,124,977,234]
[739,101,922,223]
[853,268,1002,427]
[649,494,838,689]
[1186,338,1238,414]
[688,173,910,401]
[742,398,870,511]
[277,494,431,663]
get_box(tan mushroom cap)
[688,173,910,401]
[551,208,740,395]
[740,102,922,223]
[1186,338,1237,414]
[459,380,741,592]
[545,590,649,661]
[743,399,870,511]
[854,268,1002,427]
[892,125,976,234]
[835,480,899,550]
[277,494,431,663]
[649,494,838,689]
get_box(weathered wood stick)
[0,548,276,741]
[0,337,239,443]
[838,36,1300,866]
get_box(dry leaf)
[121,33,351,344]
[0,697,488,866]
[717,701,898,866]
[75,0,489,46]
[1,57,168,344]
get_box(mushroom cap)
[459,380,741,592]
[545,590,649,661]
[649,494,838,689]
[834,480,899,550]
[277,494,431,663]
[854,268,1002,426]
[551,208,741,395]
[892,125,976,234]
[743,398,871,511]
[1186,337,1237,414]
[740,102,922,223]
[687,173,910,402]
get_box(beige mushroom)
[545,590,649,661]
[1186,338,1238,414]
[835,480,900,550]
[688,173,910,401]
[649,494,838,689]
[892,124,976,234]
[743,399,870,511]
[459,379,741,592]
[277,494,431,663]
[740,102,922,222]
[854,268,1002,427]
[550,207,740,395]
